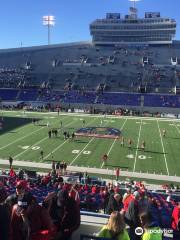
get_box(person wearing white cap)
[125,191,141,240]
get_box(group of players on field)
[32,117,167,164]
[101,129,167,165]
[120,129,166,151]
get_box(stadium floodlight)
[43,15,55,45]
[129,0,142,8]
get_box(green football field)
[0,111,180,177]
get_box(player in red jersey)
[101,153,108,166]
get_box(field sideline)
[0,110,180,177]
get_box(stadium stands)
[0,43,180,93]
[0,42,180,113]
[0,168,179,239]
[1,88,180,109]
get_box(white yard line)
[3,110,180,122]
[133,119,143,172]
[101,118,128,168]
[13,136,49,159]
[40,118,97,160]
[157,120,169,176]
[70,119,108,166]
[43,140,68,160]
[13,119,73,159]
[0,115,68,151]
[70,138,95,166]
[1,158,179,182]
[173,120,180,134]
[0,126,45,150]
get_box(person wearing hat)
[0,182,10,240]
[125,191,142,240]
[6,180,33,209]
[44,189,80,240]
[10,195,54,240]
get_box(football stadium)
[0,0,180,240]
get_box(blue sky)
[1,0,180,49]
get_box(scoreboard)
[145,12,160,18]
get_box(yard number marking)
[72,149,91,155]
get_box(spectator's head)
[114,193,122,203]
[114,186,120,194]
[166,195,171,202]
[126,188,131,194]
[14,195,35,217]
[72,184,78,190]
[0,182,7,203]
[57,189,68,206]
[107,211,125,235]
[140,211,152,228]
[16,180,27,196]
[133,191,141,201]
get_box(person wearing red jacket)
[9,167,16,177]
[123,189,134,212]
[172,202,180,240]
[115,168,120,181]
[69,184,80,205]
[10,197,55,240]
[0,183,10,240]
[44,189,80,240]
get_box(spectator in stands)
[44,189,80,240]
[6,180,33,209]
[171,201,180,240]
[18,169,25,180]
[138,191,149,215]
[97,211,130,240]
[122,188,134,212]
[106,193,123,215]
[69,184,80,205]
[102,188,111,214]
[125,191,141,240]
[140,211,162,240]
[10,196,55,240]
[9,167,16,177]
[0,182,10,240]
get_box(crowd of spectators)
[0,167,180,240]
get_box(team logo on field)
[75,127,121,139]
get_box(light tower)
[43,15,55,45]
[129,0,141,18]
[129,0,142,8]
